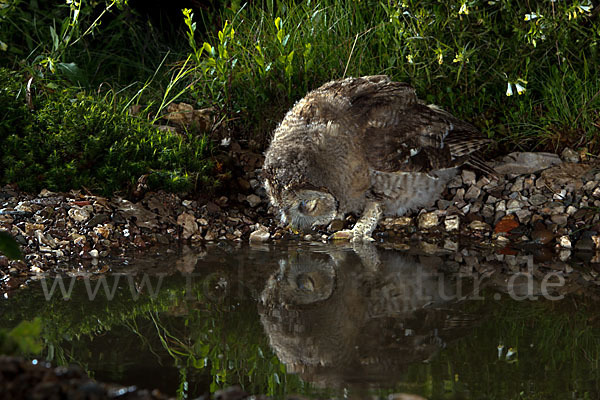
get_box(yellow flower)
[406,54,414,64]
[459,3,469,15]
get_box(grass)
[1,0,599,195]
[0,68,215,195]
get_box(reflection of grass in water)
[2,276,600,399]
[393,293,600,400]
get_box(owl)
[262,75,492,241]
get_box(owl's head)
[279,189,337,231]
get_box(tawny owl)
[262,75,492,241]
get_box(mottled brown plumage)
[262,75,492,241]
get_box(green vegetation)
[1,0,599,195]
[0,68,215,194]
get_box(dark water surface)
[2,242,600,399]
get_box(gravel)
[1,149,600,280]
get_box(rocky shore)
[1,148,600,284]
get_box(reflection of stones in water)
[258,247,476,388]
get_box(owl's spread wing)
[346,85,490,174]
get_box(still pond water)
[2,242,600,399]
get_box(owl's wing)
[355,99,491,174]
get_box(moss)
[0,68,216,196]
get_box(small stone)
[593,187,600,198]
[85,213,109,227]
[482,204,495,219]
[506,199,522,213]
[246,194,262,208]
[197,218,209,226]
[593,236,600,249]
[436,199,452,210]
[89,249,99,258]
[250,229,270,243]
[469,220,490,231]
[495,235,510,245]
[444,215,460,231]
[464,185,481,201]
[553,189,567,201]
[462,170,476,186]
[182,199,193,208]
[510,177,524,192]
[453,188,465,202]
[582,181,597,193]
[177,212,199,240]
[561,147,580,163]
[249,179,261,190]
[558,235,572,248]
[494,216,519,234]
[550,214,568,227]
[237,178,251,191]
[303,234,313,241]
[486,195,498,204]
[496,200,506,212]
[443,239,459,251]
[575,231,596,252]
[94,224,113,239]
[566,205,578,215]
[68,207,90,222]
[204,230,216,241]
[328,219,345,232]
[529,194,547,206]
[418,212,439,229]
[515,209,532,223]
[447,175,463,189]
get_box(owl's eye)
[298,199,318,214]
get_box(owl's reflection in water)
[258,247,477,388]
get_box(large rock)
[492,152,562,176]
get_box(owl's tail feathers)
[464,154,500,179]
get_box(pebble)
[418,212,439,229]
[444,215,460,231]
[464,186,481,201]
[561,147,580,163]
[246,194,262,207]
[177,212,199,240]
[250,229,270,243]
[469,220,490,231]
[529,194,547,206]
[89,249,99,258]
[68,207,90,222]
[550,214,568,227]
[461,170,476,186]
[558,235,572,248]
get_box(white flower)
[459,3,469,15]
[579,1,593,13]
[506,83,514,96]
[506,347,517,359]
[406,54,414,64]
[524,12,541,21]
[515,82,526,95]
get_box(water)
[1,242,600,399]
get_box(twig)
[343,33,359,78]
